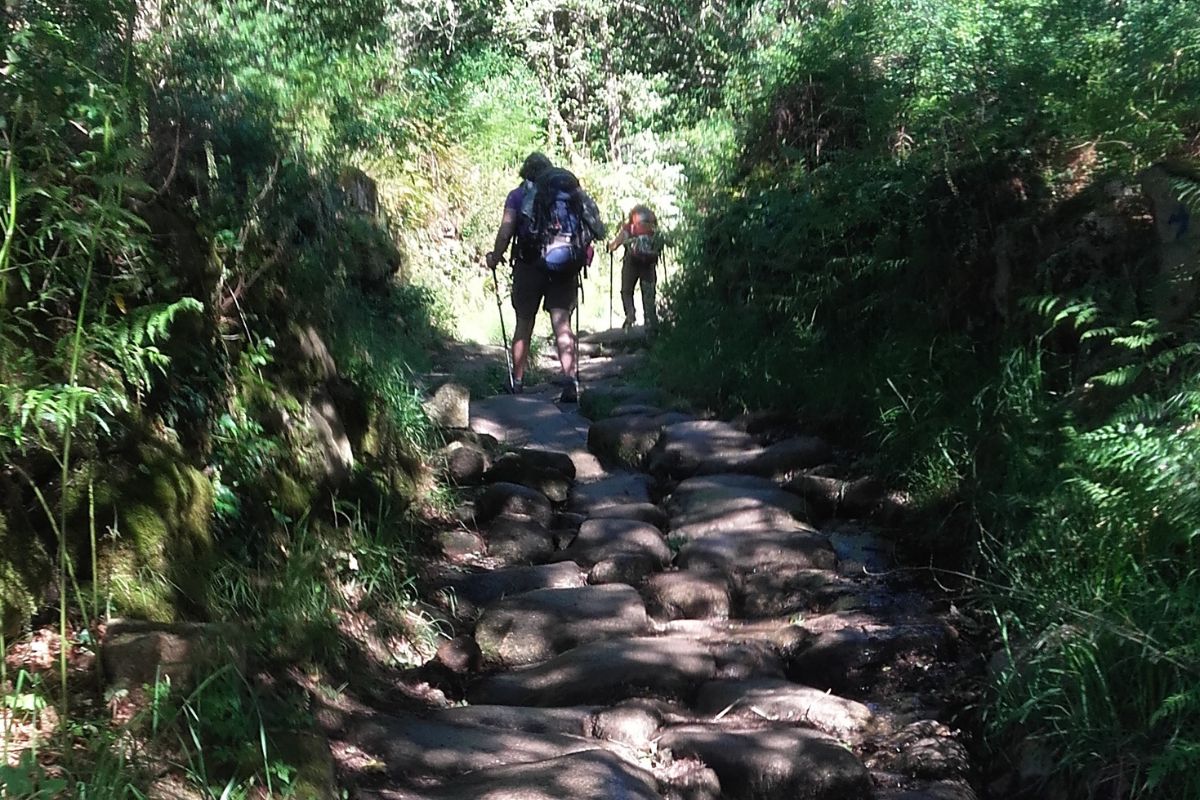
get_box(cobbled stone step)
[468,636,717,707]
[657,724,873,800]
[587,413,690,469]
[474,585,651,667]
[695,678,875,740]
[641,571,732,621]
[434,562,587,617]
[787,612,955,694]
[666,474,810,540]
[359,749,661,800]
[586,501,670,530]
[435,701,675,750]
[551,518,671,569]
[568,472,653,514]
[676,530,837,575]
[476,482,555,527]
[485,517,556,565]
[645,420,758,479]
[645,420,834,481]
[482,456,572,503]
[333,708,610,780]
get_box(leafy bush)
[651,0,1200,794]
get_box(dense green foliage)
[2,0,451,794]
[651,0,1200,795]
[5,0,1200,796]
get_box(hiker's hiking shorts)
[512,260,577,317]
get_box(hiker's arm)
[607,226,628,253]
[486,208,519,269]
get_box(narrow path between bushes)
[325,327,983,800]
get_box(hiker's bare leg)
[512,315,536,381]
[549,308,576,379]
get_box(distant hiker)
[486,152,605,401]
[607,204,664,332]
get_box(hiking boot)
[622,318,635,332]
[559,380,579,403]
[507,378,523,395]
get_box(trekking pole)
[608,250,614,330]
[575,272,583,389]
[490,262,515,392]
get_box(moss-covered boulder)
[94,441,216,622]
[0,510,53,637]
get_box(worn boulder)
[440,441,491,486]
[587,415,665,469]
[476,482,555,527]
[587,502,670,530]
[424,381,471,429]
[646,421,758,479]
[642,572,731,621]
[587,554,660,586]
[469,637,717,706]
[474,585,651,666]
[568,472,653,515]
[484,453,572,503]
[386,750,662,800]
[554,518,672,569]
[485,517,557,565]
[436,562,587,617]
[695,678,874,739]
[658,725,873,800]
[101,619,243,695]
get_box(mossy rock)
[0,510,53,637]
[271,469,316,521]
[91,441,216,622]
[268,729,337,800]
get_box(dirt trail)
[331,328,980,800]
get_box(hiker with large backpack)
[485,152,606,402]
[606,203,664,333]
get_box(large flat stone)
[469,636,717,707]
[668,474,807,513]
[474,585,651,667]
[646,421,758,479]
[667,474,810,540]
[334,708,603,779]
[788,613,953,693]
[587,415,665,469]
[568,473,653,514]
[436,562,586,616]
[554,518,671,569]
[469,394,603,480]
[435,705,596,738]
[641,572,731,621]
[586,502,670,530]
[695,678,874,740]
[483,455,571,503]
[676,530,837,575]
[485,517,556,565]
[719,435,833,478]
[658,725,873,800]
[476,482,555,527]
[736,566,843,618]
[408,749,662,800]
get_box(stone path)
[335,328,979,800]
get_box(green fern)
[93,298,204,395]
